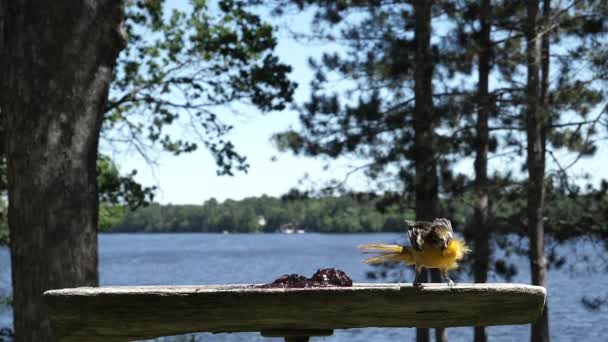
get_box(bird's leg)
[441,269,455,288]
[413,266,423,288]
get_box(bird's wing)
[406,220,432,251]
[432,218,453,233]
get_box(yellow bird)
[359,218,470,287]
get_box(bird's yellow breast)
[411,239,469,270]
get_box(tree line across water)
[102,191,608,240]
[104,195,410,233]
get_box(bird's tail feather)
[358,243,404,254]
[358,244,414,265]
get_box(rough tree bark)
[473,0,492,341]
[0,1,127,341]
[525,1,550,342]
[412,1,446,342]
[540,0,551,112]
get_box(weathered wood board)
[44,283,546,342]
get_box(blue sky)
[110,2,608,205]
[112,6,370,204]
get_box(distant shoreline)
[100,231,405,235]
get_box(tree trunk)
[412,1,445,342]
[0,1,126,341]
[473,0,491,341]
[541,0,551,104]
[525,1,550,342]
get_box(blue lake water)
[0,233,607,341]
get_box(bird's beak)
[443,241,448,249]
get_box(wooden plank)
[44,283,546,342]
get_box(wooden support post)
[261,329,333,342]
[285,337,308,342]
